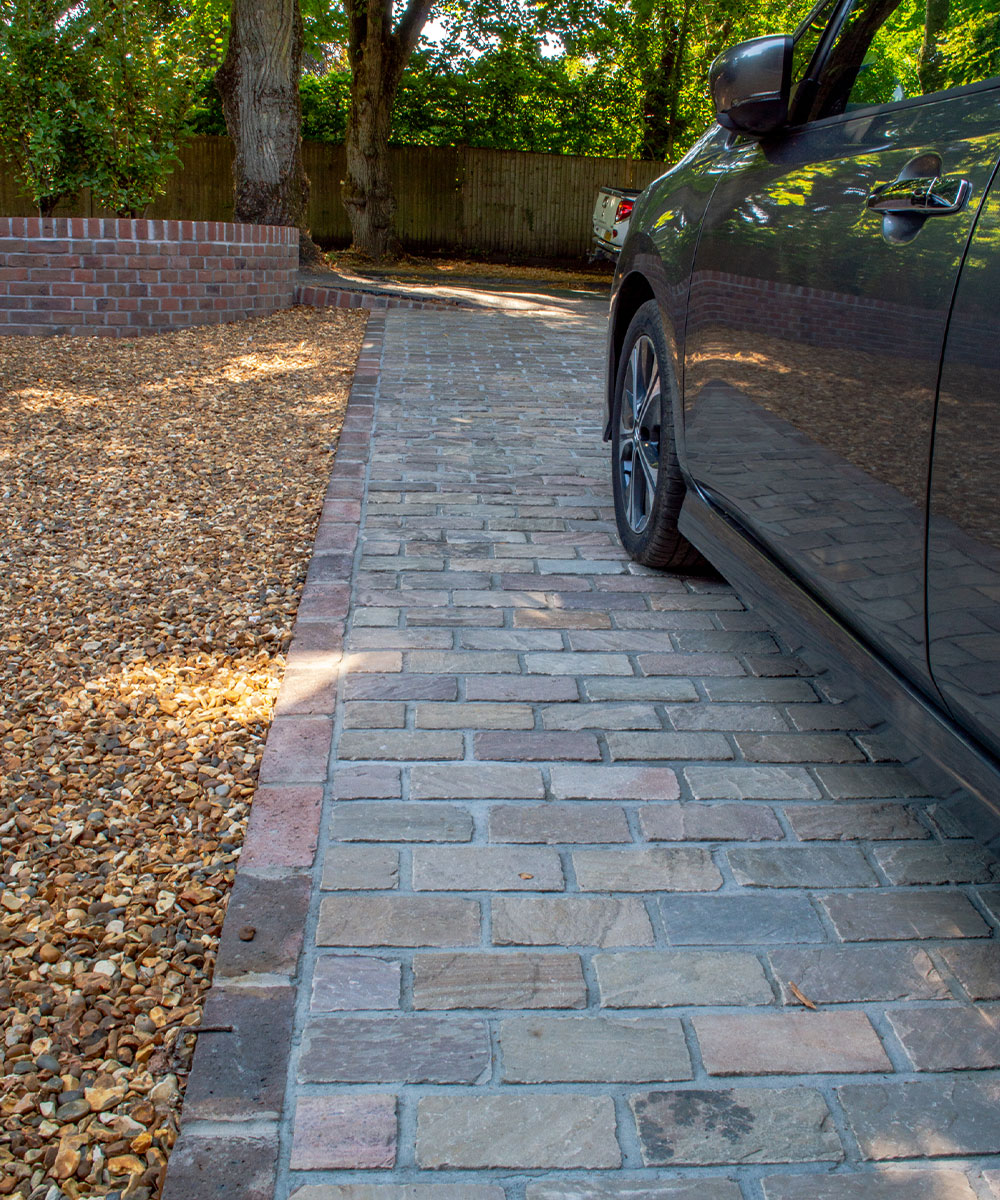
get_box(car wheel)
[611,300,702,570]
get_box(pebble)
[1,309,363,1197]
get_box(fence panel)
[2,137,670,260]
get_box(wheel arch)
[605,271,657,440]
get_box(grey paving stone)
[820,891,990,941]
[516,608,612,630]
[703,678,818,702]
[838,1078,1000,1157]
[727,846,878,888]
[694,1011,891,1074]
[768,945,950,1003]
[573,848,723,892]
[412,845,565,891]
[411,763,545,799]
[607,731,734,761]
[759,1169,979,1199]
[330,802,474,843]
[290,1188,506,1200]
[814,765,929,799]
[939,942,1000,999]
[466,676,580,701]
[290,1093,396,1170]
[415,1094,621,1168]
[337,730,465,760]
[321,845,399,890]
[872,842,1000,885]
[639,802,783,842]
[735,733,865,763]
[408,650,521,674]
[344,674,458,701]
[410,608,505,629]
[526,1183,742,1200]
[343,701,407,729]
[594,950,772,1006]
[667,703,790,732]
[500,1015,692,1082]
[550,765,680,801]
[784,803,928,840]
[459,628,565,650]
[332,765,402,799]
[493,896,654,947]
[629,1087,843,1165]
[414,701,534,729]
[317,896,480,947]
[310,956,401,1011]
[686,765,821,800]
[526,651,633,675]
[489,803,631,844]
[887,1003,1000,1070]
[476,730,603,760]
[583,678,699,702]
[658,895,827,944]
[541,702,663,730]
[413,951,587,1009]
[299,1014,490,1082]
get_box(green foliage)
[940,0,1000,88]
[0,0,107,212]
[0,0,200,215]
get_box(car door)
[927,164,1000,759]
[682,0,1000,691]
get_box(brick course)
[0,216,297,335]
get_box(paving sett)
[163,300,1000,1200]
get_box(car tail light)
[615,199,634,222]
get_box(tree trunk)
[215,0,319,259]
[919,0,951,94]
[342,44,402,261]
[341,0,435,261]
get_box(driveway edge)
[160,312,386,1200]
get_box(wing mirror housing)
[710,35,793,136]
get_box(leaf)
[788,981,817,1010]
[519,872,534,879]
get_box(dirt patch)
[0,306,366,1199]
[326,249,614,292]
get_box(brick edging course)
[160,312,386,1200]
[295,282,473,313]
[0,216,298,336]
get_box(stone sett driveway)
[163,295,1000,1200]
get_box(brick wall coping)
[0,215,299,244]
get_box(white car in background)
[591,186,640,260]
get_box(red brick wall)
[0,217,298,337]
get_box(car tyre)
[611,300,703,570]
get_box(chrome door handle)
[867,175,972,216]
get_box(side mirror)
[710,35,793,136]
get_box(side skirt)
[679,487,1000,852]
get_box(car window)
[801,0,1000,121]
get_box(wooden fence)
[1,138,669,260]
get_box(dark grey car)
[606,0,1000,834]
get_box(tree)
[341,0,437,259]
[918,0,949,91]
[215,0,322,260]
[0,0,195,216]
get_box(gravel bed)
[0,306,366,1199]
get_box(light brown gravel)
[0,306,366,1199]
